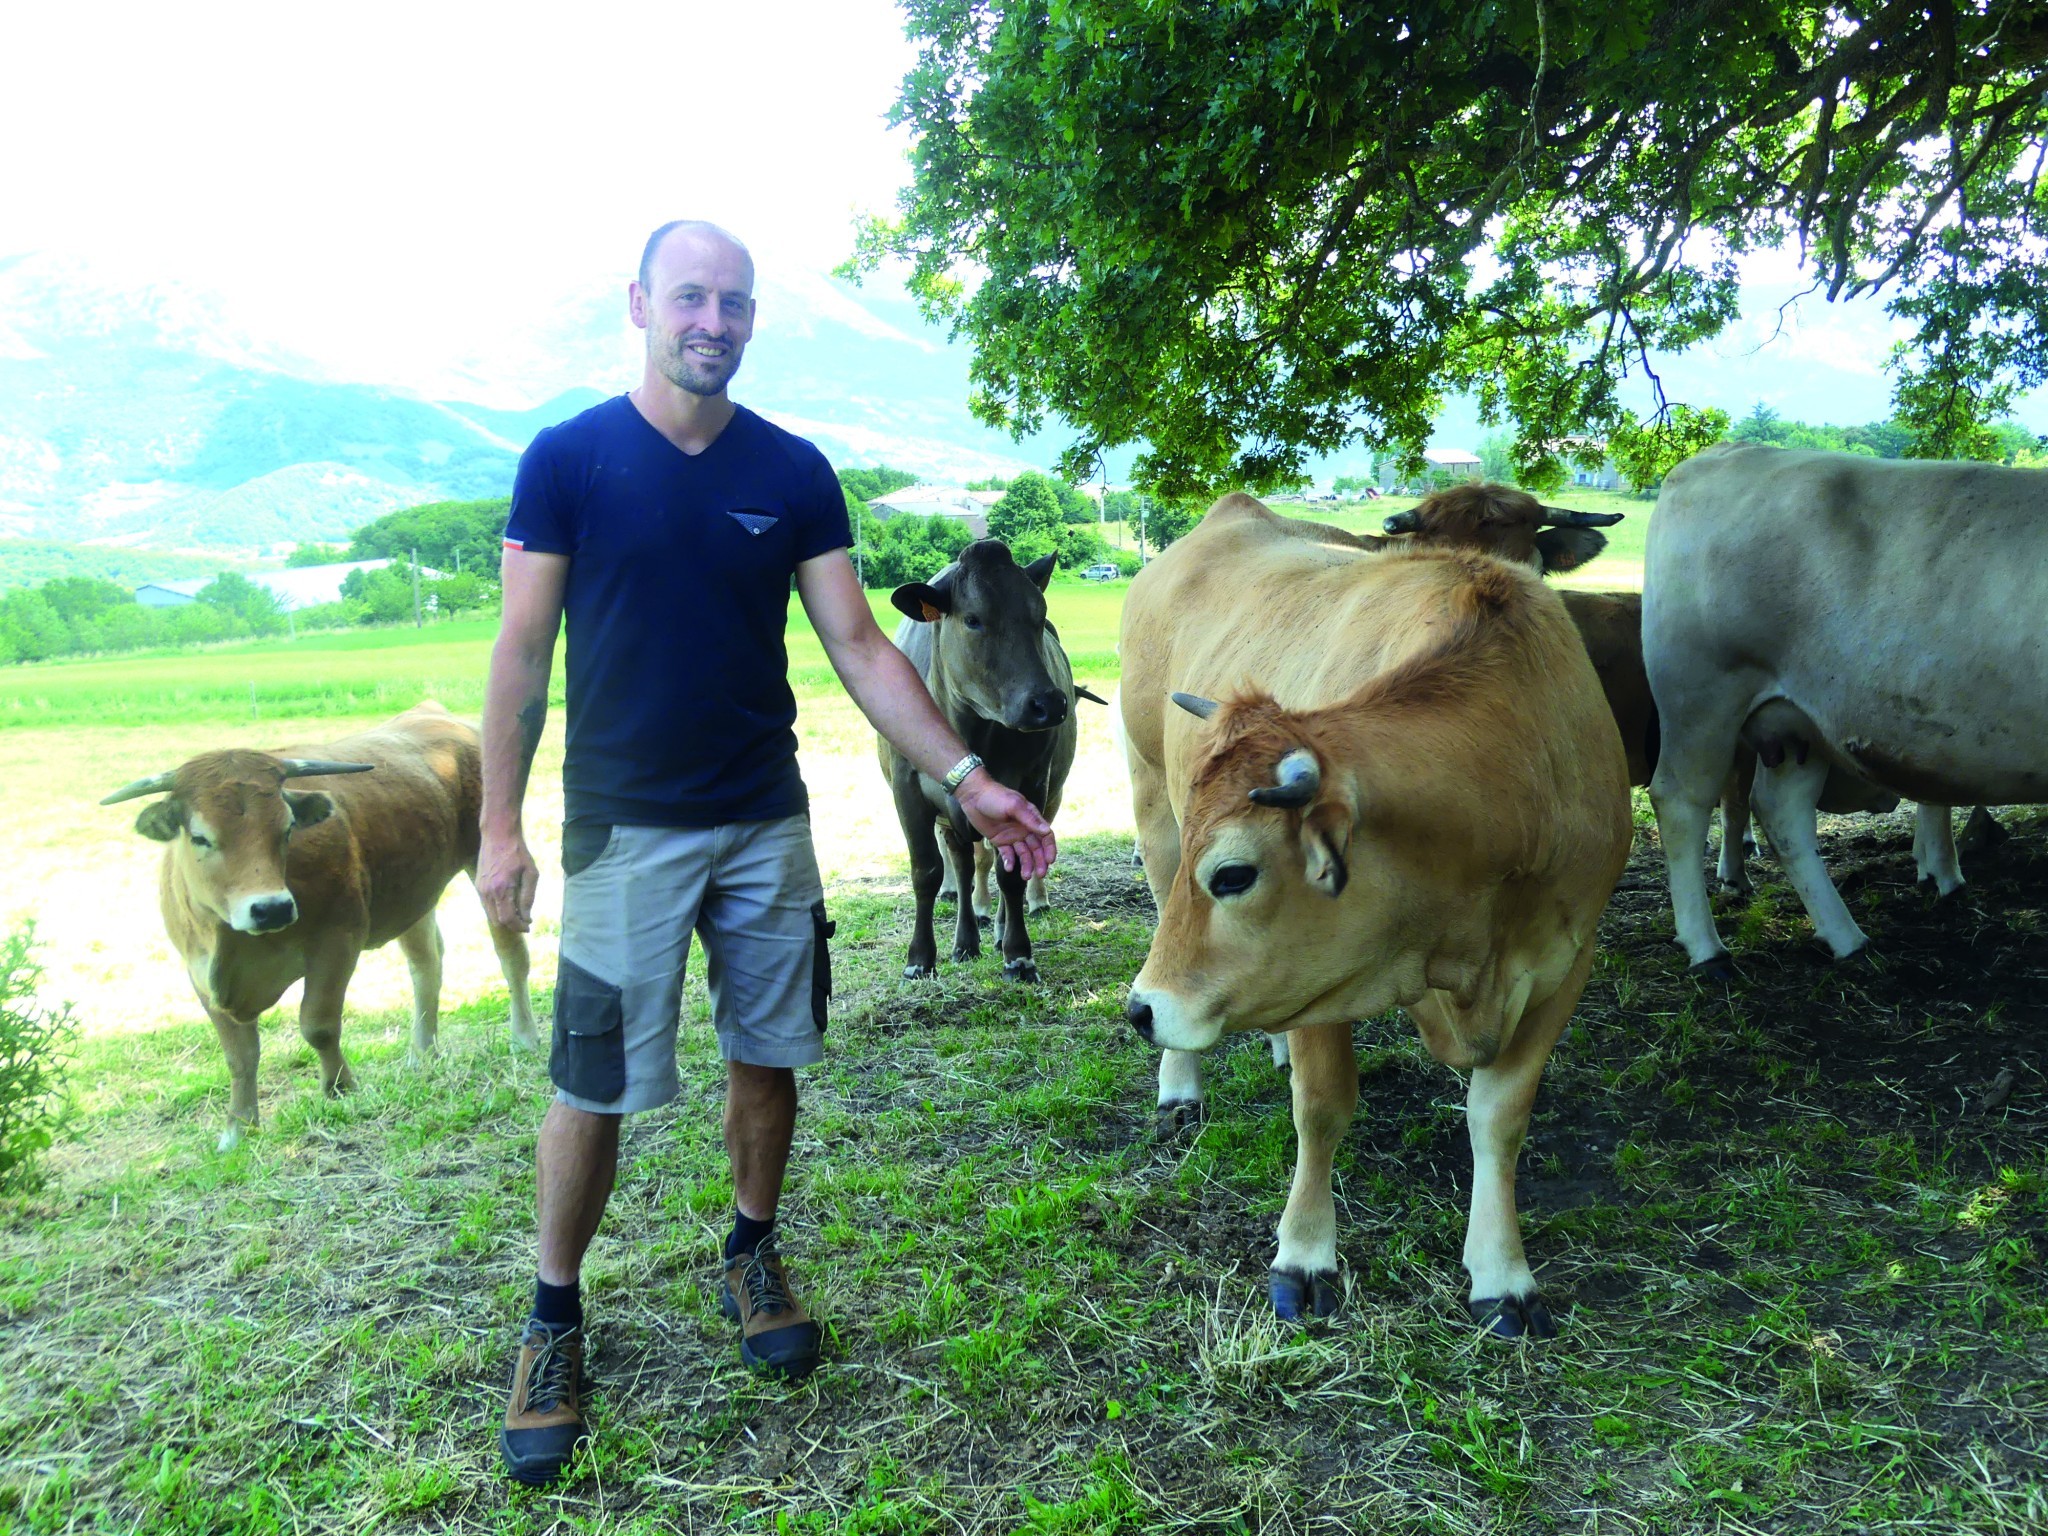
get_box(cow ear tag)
[920,601,944,623]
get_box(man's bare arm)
[795,548,1057,880]
[478,550,569,930]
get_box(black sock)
[727,1209,774,1260]
[532,1277,582,1333]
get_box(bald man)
[480,221,1057,1484]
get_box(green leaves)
[861,1,2048,493]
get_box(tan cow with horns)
[102,702,538,1150]
[1118,494,1630,1334]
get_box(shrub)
[0,924,78,1190]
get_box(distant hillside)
[0,538,260,593]
[0,255,1055,552]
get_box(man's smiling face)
[631,226,756,397]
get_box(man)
[478,220,1056,1486]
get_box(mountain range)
[2,249,2041,558]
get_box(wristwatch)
[941,752,985,793]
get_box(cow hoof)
[217,1122,250,1153]
[1002,958,1039,984]
[973,913,994,930]
[902,962,935,980]
[1687,953,1738,983]
[1469,1293,1556,1340]
[1154,1099,1206,1141]
[509,1024,540,1052]
[1714,876,1752,897]
[1836,945,1881,972]
[1269,1268,1342,1321]
[950,944,981,963]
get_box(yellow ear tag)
[920,602,943,623]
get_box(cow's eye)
[963,614,983,632]
[1207,863,1258,899]
[189,833,213,850]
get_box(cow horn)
[1537,505,1625,528]
[277,760,378,779]
[1075,685,1110,707]
[1171,692,1220,720]
[1382,511,1421,534]
[1248,748,1321,808]
[99,771,179,806]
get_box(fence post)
[411,549,422,628]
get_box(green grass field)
[1,536,2041,1535]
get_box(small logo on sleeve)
[503,537,525,551]
[727,510,780,537]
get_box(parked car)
[1080,563,1121,582]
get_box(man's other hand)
[478,829,541,932]
[954,771,1057,881]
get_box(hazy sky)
[4,0,921,367]
[5,2,2039,430]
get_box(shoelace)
[738,1238,792,1317]
[522,1326,579,1414]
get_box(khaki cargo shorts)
[548,815,834,1115]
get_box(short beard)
[655,333,740,397]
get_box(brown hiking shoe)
[499,1321,588,1485]
[720,1234,822,1379]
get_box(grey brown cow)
[879,540,1079,982]
[104,702,537,1149]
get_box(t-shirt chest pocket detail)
[726,508,783,538]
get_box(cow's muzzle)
[236,894,299,934]
[1125,994,1155,1042]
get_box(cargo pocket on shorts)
[550,956,625,1102]
[809,900,836,1034]
[562,822,616,878]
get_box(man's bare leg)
[725,1061,796,1221]
[537,1101,621,1284]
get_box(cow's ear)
[1533,526,1607,574]
[135,798,184,842]
[285,791,334,830]
[1022,553,1058,591]
[891,582,948,623]
[1301,800,1352,898]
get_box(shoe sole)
[499,1429,588,1486]
[720,1284,821,1380]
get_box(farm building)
[132,560,442,613]
[866,486,994,540]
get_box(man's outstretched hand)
[954,770,1057,881]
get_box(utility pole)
[410,548,423,628]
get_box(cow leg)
[1750,751,1869,959]
[942,824,982,964]
[895,779,946,978]
[1913,803,1965,897]
[973,842,996,924]
[396,912,444,1061]
[1650,726,1742,975]
[206,1003,262,1152]
[994,850,1037,983]
[1131,752,1203,1132]
[1958,804,2007,855]
[1269,1020,1357,1320]
[1459,941,1591,1340]
[485,911,539,1050]
[1716,753,1756,894]
[1268,1031,1292,1071]
[296,942,362,1098]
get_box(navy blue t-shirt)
[504,396,851,828]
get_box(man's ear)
[1023,553,1057,591]
[135,799,184,842]
[285,791,334,831]
[1301,799,1353,898]
[1533,526,1607,574]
